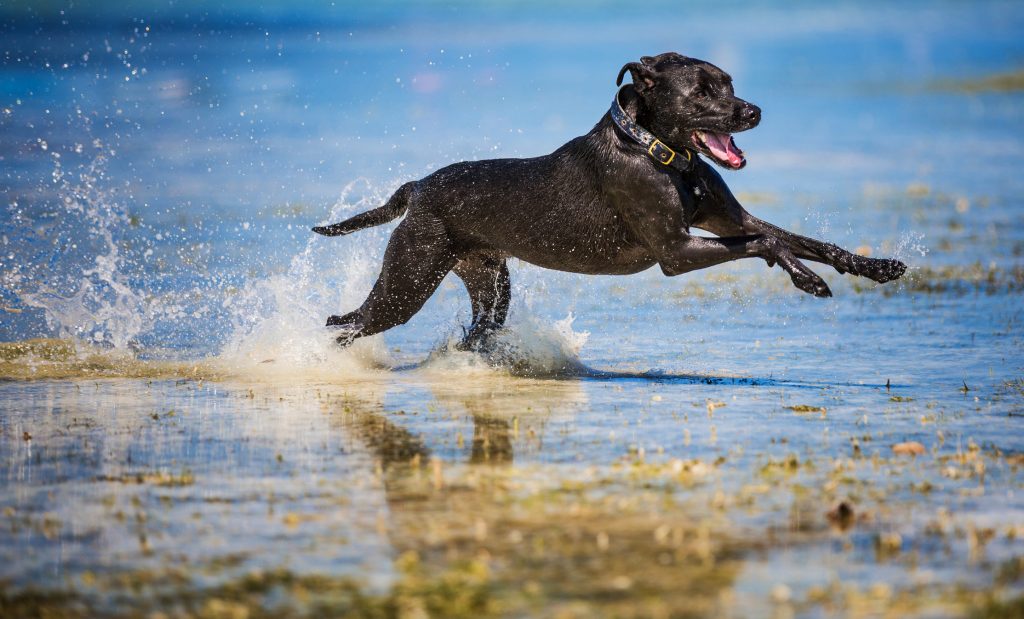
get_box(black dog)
[313,52,906,349]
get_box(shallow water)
[2,1,1024,617]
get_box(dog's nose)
[741,104,761,124]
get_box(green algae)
[95,470,196,487]
[852,263,1024,297]
[0,338,220,380]
[787,404,827,414]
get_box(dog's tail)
[312,181,415,237]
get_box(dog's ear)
[616,62,657,92]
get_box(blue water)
[1,1,1024,616]
[2,0,1023,353]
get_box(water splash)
[211,178,597,380]
[13,142,151,350]
[214,179,396,378]
[3,149,593,381]
[894,230,929,262]
[421,313,591,378]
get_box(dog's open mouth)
[691,131,745,169]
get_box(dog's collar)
[610,87,694,172]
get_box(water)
[1,1,1023,616]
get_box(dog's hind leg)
[327,214,456,345]
[453,256,510,351]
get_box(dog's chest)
[673,176,706,232]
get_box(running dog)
[313,52,906,349]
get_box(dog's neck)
[609,86,694,172]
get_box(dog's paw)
[335,331,358,347]
[857,258,907,284]
[790,269,833,298]
[326,314,363,346]
[456,322,505,353]
[312,225,341,236]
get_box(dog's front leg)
[623,194,831,297]
[740,213,906,283]
[659,234,832,298]
[694,165,906,284]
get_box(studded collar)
[609,87,695,172]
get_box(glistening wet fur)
[312,52,907,352]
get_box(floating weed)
[873,263,1024,297]
[998,379,1024,398]
[787,404,826,414]
[759,454,802,478]
[95,470,195,487]
[706,400,726,416]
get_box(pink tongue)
[704,132,743,167]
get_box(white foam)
[215,179,395,380]
[18,146,150,350]
[420,313,590,378]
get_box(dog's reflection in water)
[331,379,745,616]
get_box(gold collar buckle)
[647,139,677,166]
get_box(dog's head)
[617,52,760,170]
